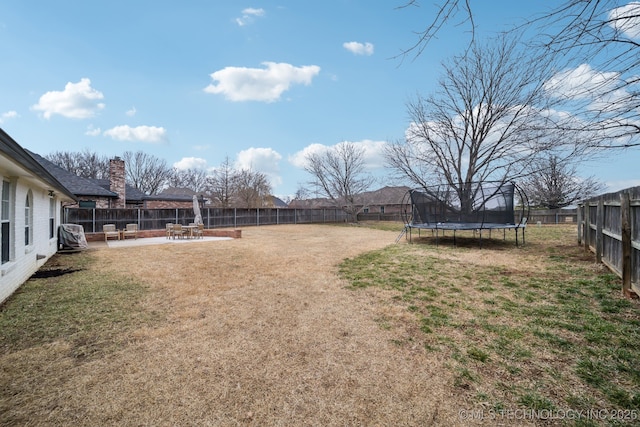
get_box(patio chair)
[193,223,204,239]
[172,223,185,239]
[165,223,174,239]
[122,223,138,239]
[103,224,120,242]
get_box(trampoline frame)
[398,181,529,246]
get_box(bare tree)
[533,1,640,145]
[169,168,209,193]
[122,151,173,195]
[234,168,272,208]
[398,0,640,145]
[304,142,375,222]
[206,157,236,207]
[45,149,109,179]
[292,184,310,201]
[520,155,604,209]
[385,35,564,213]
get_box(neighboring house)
[288,186,410,214]
[29,153,193,209]
[356,186,410,215]
[0,129,77,304]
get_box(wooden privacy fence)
[578,186,640,297]
[64,207,349,234]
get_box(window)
[1,180,10,264]
[49,197,55,239]
[79,200,96,208]
[25,191,33,246]
[380,206,385,214]
[363,207,369,214]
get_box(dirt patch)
[30,267,82,279]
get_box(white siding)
[0,177,62,304]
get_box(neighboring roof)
[93,178,147,202]
[27,150,117,198]
[355,186,410,205]
[28,152,193,203]
[0,129,77,201]
[271,196,288,208]
[287,186,411,208]
[159,187,197,197]
[154,187,196,202]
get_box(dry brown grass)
[2,224,475,426]
[5,223,631,426]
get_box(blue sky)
[1,1,639,198]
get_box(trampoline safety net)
[408,181,517,229]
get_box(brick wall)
[144,200,193,209]
[85,228,242,242]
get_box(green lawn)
[340,224,640,421]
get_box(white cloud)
[289,143,329,169]
[173,157,208,170]
[343,41,374,56]
[85,125,101,136]
[236,147,283,186]
[0,110,18,123]
[103,125,167,143]
[236,7,265,26]
[126,106,137,117]
[31,78,105,119]
[204,62,321,102]
[544,64,621,100]
[289,139,388,169]
[609,2,640,40]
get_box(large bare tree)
[398,0,640,146]
[385,35,564,212]
[304,142,375,222]
[122,151,173,195]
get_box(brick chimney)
[109,157,126,208]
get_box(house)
[0,128,77,304]
[288,186,410,215]
[28,153,193,209]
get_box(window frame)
[1,180,11,264]
[25,190,33,246]
[49,197,56,239]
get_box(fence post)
[584,203,590,252]
[596,198,603,263]
[621,192,634,297]
[577,203,583,245]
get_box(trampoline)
[397,181,529,246]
